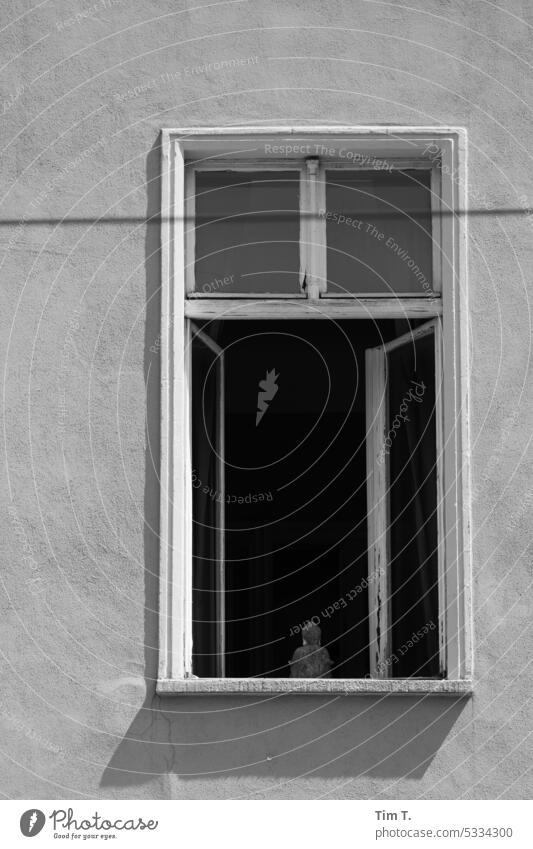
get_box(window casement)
[157,127,472,696]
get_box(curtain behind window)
[388,331,441,678]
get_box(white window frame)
[186,156,439,300]
[157,126,472,696]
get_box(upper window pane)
[325,169,433,295]
[193,170,301,294]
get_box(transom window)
[158,127,471,696]
[186,157,438,299]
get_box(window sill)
[156,678,473,696]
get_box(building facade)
[1,0,532,799]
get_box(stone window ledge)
[156,678,473,696]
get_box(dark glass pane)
[194,171,300,294]
[325,170,433,295]
[387,330,441,678]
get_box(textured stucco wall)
[1,0,532,799]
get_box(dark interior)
[192,318,440,678]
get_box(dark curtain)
[388,329,441,678]
[248,528,276,676]
[225,527,276,677]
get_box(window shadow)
[100,140,467,793]
[101,690,467,788]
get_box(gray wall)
[1,0,532,799]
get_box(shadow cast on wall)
[102,691,466,788]
[100,140,467,792]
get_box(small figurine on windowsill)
[289,622,333,678]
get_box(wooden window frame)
[157,126,472,697]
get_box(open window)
[158,127,471,695]
[189,318,444,681]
